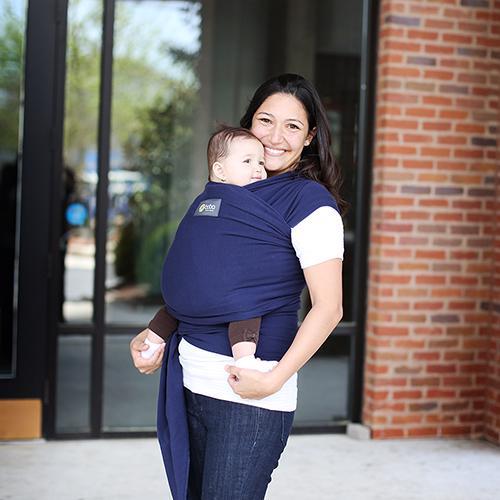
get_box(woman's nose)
[269,125,283,144]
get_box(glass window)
[316,15,362,323]
[103,0,203,429]
[296,336,350,424]
[103,0,362,326]
[101,0,362,429]
[56,0,103,433]
[56,335,92,433]
[0,0,27,377]
[102,333,161,430]
[105,0,202,327]
[61,0,102,324]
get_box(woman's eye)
[259,117,271,124]
[288,123,300,130]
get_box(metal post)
[91,0,115,437]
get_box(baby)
[142,126,267,369]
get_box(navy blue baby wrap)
[157,171,339,499]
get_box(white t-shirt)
[179,206,344,411]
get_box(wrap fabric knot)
[156,172,339,499]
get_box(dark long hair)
[240,73,348,216]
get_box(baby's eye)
[259,161,265,166]
[243,159,251,164]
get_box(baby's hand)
[141,329,166,359]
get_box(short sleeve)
[291,206,344,269]
[285,180,340,228]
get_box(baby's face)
[217,137,267,186]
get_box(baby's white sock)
[234,355,278,372]
[141,338,165,359]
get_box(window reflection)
[97,0,362,430]
[102,334,161,431]
[105,1,202,326]
[102,0,202,429]
[56,335,91,433]
[0,0,27,376]
[61,0,102,323]
[317,52,361,323]
[296,336,350,424]
[104,0,362,328]
[56,0,103,433]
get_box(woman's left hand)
[224,365,280,399]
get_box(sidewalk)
[1,435,499,499]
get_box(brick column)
[484,143,500,444]
[363,0,500,439]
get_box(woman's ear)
[212,162,226,182]
[304,127,317,146]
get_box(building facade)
[364,0,500,445]
[0,0,498,446]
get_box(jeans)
[184,388,295,500]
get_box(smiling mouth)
[264,146,286,156]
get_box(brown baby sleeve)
[228,317,261,347]
[148,307,178,342]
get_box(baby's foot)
[141,337,165,359]
[234,355,278,372]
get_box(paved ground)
[0,435,499,499]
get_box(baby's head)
[207,126,267,186]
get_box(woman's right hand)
[130,328,165,374]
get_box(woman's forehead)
[255,93,308,120]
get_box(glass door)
[0,0,27,379]
[51,0,372,436]
[102,0,203,431]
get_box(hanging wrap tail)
[156,175,339,499]
[157,330,187,500]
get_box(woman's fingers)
[225,366,269,399]
[130,328,165,374]
[139,342,166,374]
[130,328,149,351]
[224,364,241,377]
[225,365,241,393]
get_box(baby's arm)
[228,317,276,372]
[141,308,179,359]
[229,317,260,366]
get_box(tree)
[0,0,25,154]
[119,81,198,293]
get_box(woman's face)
[250,93,315,175]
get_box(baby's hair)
[207,125,260,179]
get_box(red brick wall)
[363,0,500,440]
[484,153,500,444]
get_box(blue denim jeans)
[184,388,295,500]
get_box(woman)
[130,73,345,499]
